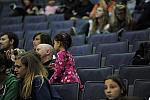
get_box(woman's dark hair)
[0,32,19,48]
[33,32,52,45]
[104,74,127,96]
[54,32,72,50]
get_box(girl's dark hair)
[54,32,72,50]
[105,74,127,96]
[33,32,52,45]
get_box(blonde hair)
[17,52,48,99]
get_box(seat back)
[133,79,150,99]
[0,16,23,25]
[105,52,135,69]
[82,81,105,100]
[74,19,89,35]
[24,15,47,23]
[51,83,79,100]
[50,20,73,29]
[48,14,65,22]
[24,22,49,31]
[74,53,101,68]
[72,35,86,46]
[120,30,150,45]
[87,33,118,47]
[1,23,23,32]
[95,42,129,57]
[77,67,113,84]
[119,66,150,85]
[69,44,93,56]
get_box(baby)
[44,0,60,15]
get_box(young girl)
[49,32,82,86]
[14,51,61,100]
[88,7,110,36]
[104,74,145,100]
[44,0,60,15]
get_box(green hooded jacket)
[0,74,18,100]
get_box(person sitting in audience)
[21,0,42,15]
[14,51,62,100]
[49,32,82,88]
[32,32,52,51]
[74,0,94,19]
[36,44,55,79]
[63,0,80,20]
[0,32,19,54]
[134,0,150,30]
[0,32,19,72]
[104,74,145,100]
[90,0,116,19]
[11,0,42,16]
[0,53,18,100]
[109,1,133,32]
[88,6,110,36]
[44,0,60,15]
[132,42,150,65]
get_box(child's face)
[53,40,60,51]
[104,79,122,100]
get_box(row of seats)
[51,77,150,100]
[77,66,150,85]
[0,15,88,38]
[0,15,65,25]
[74,52,135,69]
[70,41,128,56]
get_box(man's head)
[0,32,19,50]
[36,44,54,63]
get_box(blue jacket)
[19,75,62,100]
